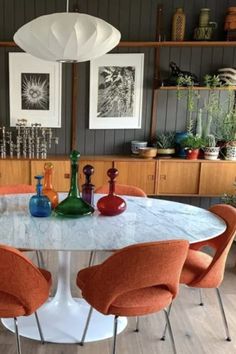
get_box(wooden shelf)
[159,86,236,90]
[118,41,236,48]
[1,40,236,49]
[0,41,16,47]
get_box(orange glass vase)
[43,162,59,209]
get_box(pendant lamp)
[13,1,121,63]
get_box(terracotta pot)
[224,7,236,30]
[186,149,199,160]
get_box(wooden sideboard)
[0,156,235,197]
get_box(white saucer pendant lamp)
[13,3,121,63]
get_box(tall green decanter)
[55,150,94,217]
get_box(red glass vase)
[97,168,126,216]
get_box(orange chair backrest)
[0,244,50,316]
[95,183,147,197]
[81,240,189,315]
[190,204,236,288]
[0,184,35,194]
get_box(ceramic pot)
[131,141,147,155]
[175,132,190,157]
[199,8,210,27]
[226,146,236,160]
[171,8,186,41]
[156,148,175,157]
[204,146,220,160]
[186,149,199,160]
[224,7,236,31]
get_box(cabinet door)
[78,161,113,189]
[113,161,156,195]
[199,162,236,196]
[157,161,200,195]
[0,160,30,185]
[31,160,70,192]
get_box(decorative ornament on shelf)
[29,175,51,217]
[171,8,186,41]
[224,7,236,40]
[97,168,127,216]
[55,150,94,218]
[13,0,121,63]
[193,8,217,41]
[81,164,95,206]
[43,162,59,209]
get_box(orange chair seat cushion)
[0,291,26,318]
[180,249,213,286]
[109,286,172,317]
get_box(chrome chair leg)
[199,288,204,306]
[35,250,45,268]
[215,288,231,341]
[35,311,45,344]
[14,317,22,354]
[79,306,93,346]
[112,315,119,354]
[134,316,140,332]
[163,309,177,354]
[88,251,95,267]
[161,302,173,341]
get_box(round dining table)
[0,193,226,344]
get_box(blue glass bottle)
[29,176,52,217]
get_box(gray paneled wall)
[0,0,234,207]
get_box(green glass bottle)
[55,150,94,217]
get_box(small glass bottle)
[81,164,95,206]
[29,176,51,217]
[43,162,59,209]
[55,150,94,217]
[97,168,126,216]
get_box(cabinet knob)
[160,175,166,180]
[64,173,70,179]
[147,175,154,180]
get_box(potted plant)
[222,182,236,207]
[204,135,220,160]
[180,134,205,159]
[152,132,175,157]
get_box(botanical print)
[97,66,135,118]
[21,73,49,110]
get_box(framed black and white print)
[89,53,144,129]
[9,53,62,127]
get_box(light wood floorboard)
[1,245,236,354]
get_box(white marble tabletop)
[0,193,226,251]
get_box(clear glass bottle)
[97,168,126,216]
[81,164,95,206]
[29,175,51,217]
[43,162,59,209]
[55,150,94,217]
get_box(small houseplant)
[204,135,220,160]
[222,182,236,207]
[153,132,175,157]
[180,134,205,159]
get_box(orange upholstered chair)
[77,240,189,354]
[0,244,52,354]
[95,183,147,197]
[161,204,236,343]
[0,184,44,268]
[0,184,35,194]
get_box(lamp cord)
[66,0,69,12]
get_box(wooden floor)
[1,245,236,354]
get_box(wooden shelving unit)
[1,40,236,48]
[159,86,236,90]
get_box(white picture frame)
[9,53,62,127]
[89,53,144,129]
